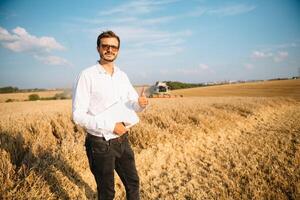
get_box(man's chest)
[89,74,128,102]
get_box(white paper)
[100,101,139,128]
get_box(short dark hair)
[97,30,120,48]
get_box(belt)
[87,132,128,144]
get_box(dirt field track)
[1,96,299,199]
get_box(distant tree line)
[165,81,205,90]
[5,91,72,103]
[0,86,19,93]
[27,92,71,101]
[0,86,47,94]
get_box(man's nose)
[107,46,113,51]
[107,46,114,52]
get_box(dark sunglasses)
[101,44,119,52]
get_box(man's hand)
[113,122,128,135]
[138,87,148,108]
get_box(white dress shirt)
[72,62,144,141]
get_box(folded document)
[100,101,139,128]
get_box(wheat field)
[0,90,63,103]
[171,79,300,101]
[1,95,299,199]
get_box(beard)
[100,52,117,62]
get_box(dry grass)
[0,90,63,103]
[171,79,300,101]
[1,96,299,199]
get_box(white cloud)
[251,40,296,63]
[98,1,255,19]
[99,0,180,16]
[187,7,207,17]
[257,41,299,52]
[91,26,191,58]
[99,1,152,16]
[188,4,255,17]
[72,1,191,60]
[74,17,137,25]
[0,26,65,53]
[142,15,178,25]
[112,26,191,43]
[274,42,297,49]
[75,15,179,28]
[251,50,289,63]
[0,26,71,66]
[0,27,18,41]
[251,51,273,59]
[122,45,183,58]
[34,55,72,66]
[274,51,288,62]
[208,4,256,16]
[75,2,253,64]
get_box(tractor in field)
[146,81,181,98]
[136,81,183,98]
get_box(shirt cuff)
[133,102,145,112]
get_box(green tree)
[0,86,19,93]
[165,81,205,90]
[28,94,40,101]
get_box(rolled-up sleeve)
[72,72,115,132]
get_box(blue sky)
[0,0,300,89]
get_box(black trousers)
[85,133,140,200]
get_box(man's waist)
[87,132,128,144]
[86,129,108,137]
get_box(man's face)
[97,37,119,62]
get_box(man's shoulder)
[77,65,99,79]
[115,67,128,78]
[81,65,98,75]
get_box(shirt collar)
[96,61,119,74]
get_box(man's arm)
[124,75,147,112]
[72,72,115,132]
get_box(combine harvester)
[147,81,183,98]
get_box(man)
[72,30,148,200]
